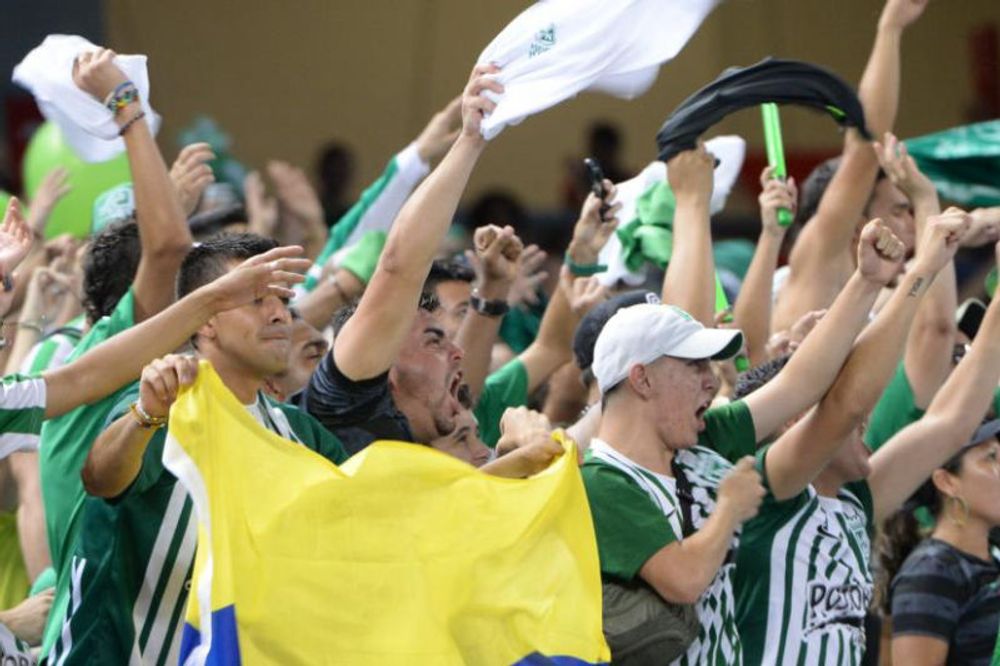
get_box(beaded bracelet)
[118,110,147,137]
[103,81,139,113]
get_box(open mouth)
[695,399,711,420]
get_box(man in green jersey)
[581,205,909,664]
[734,197,967,664]
[50,234,343,664]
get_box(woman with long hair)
[879,419,1000,665]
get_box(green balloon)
[0,191,10,217]
[22,122,132,239]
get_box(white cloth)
[476,0,721,140]
[597,135,747,286]
[13,35,160,162]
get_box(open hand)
[0,198,34,279]
[170,143,216,216]
[204,244,311,311]
[27,167,71,238]
[559,266,609,317]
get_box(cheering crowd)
[2,0,1000,663]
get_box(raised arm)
[73,49,193,323]
[765,211,966,501]
[871,134,958,409]
[455,225,521,400]
[773,0,927,329]
[333,66,500,381]
[869,243,1000,521]
[42,246,309,418]
[743,220,903,442]
[660,145,715,325]
[733,167,796,366]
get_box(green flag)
[906,120,1000,207]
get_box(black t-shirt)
[304,351,413,455]
[891,537,1000,666]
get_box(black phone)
[583,158,611,221]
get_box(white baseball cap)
[592,303,744,394]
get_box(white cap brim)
[668,328,744,361]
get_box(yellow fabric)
[0,511,29,610]
[166,362,609,665]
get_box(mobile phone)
[583,158,611,221]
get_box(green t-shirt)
[39,290,136,660]
[473,359,529,448]
[734,447,874,665]
[867,360,1000,451]
[49,387,347,665]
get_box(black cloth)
[890,537,1000,666]
[656,58,871,162]
[303,352,414,455]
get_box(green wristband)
[564,255,607,277]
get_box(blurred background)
[1,0,997,254]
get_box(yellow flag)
[165,363,610,665]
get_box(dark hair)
[875,449,967,613]
[424,258,475,294]
[177,232,278,299]
[733,354,792,400]
[798,157,888,225]
[82,219,142,324]
[331,291,440,339]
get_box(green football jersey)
[50,388,347,665]
[735,447,874,665]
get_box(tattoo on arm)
[908,277,924,297]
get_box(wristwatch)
[469,289,510,317]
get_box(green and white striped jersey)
[0,374,46,460]
[49,390,347,666]
[735,448,874,666]
[585,439,743,666]
[19,316,85,377]
[297,142,429,295]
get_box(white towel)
[476,0,721,140]
[597,135,747,286]
[13,35,161,163]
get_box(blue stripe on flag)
[179,605,241,665]
[512,654,608,665]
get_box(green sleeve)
[473,359,529,448]
[302,156,401,292]
[698,399,756,463]
[278,404,348,465]
[581,462,677,582]
[865,362,925,451]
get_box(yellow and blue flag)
[164,363,610,665]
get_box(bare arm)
[81,412,156,498]
[295,268,363,330]
[765,210,966,501]
[660,146,715,325]
[774,0,927,329]
[870,245,1000,521]
[333,66,500,381]
[73,49,193,324]
[42,246,310,418]
[641,457,763,604]
[455,225,520,399]
[890,635,949,666]
[734,168,795,366]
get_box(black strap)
[671,456,696,539]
